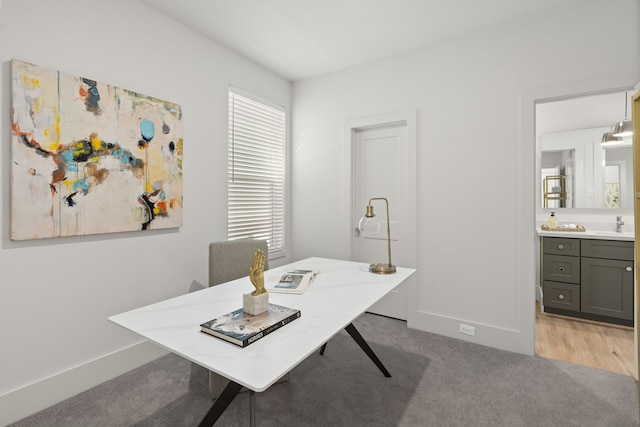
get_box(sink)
[589,231,635,241]
[593,231,633,236]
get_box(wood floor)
[535,303,635,377]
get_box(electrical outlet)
[459,323,475,336]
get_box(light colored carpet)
[10,313,639,426]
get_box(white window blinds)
[228,87,286,257]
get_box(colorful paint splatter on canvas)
[10,59,183,240]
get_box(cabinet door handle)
[558,294,565,300]
[558,267,565,272]
[558,244,564,250]
[626,266,633,272]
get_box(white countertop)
[537,227,634,241]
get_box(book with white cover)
[266,269,320,294]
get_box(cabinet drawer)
[542,237,580,256]
[543,281,580,312]
[542,254,580,284]
[581,239,633,261]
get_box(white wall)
[2,0,639,423]
[0,0,291,424]
[291,0,639,353]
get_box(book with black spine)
[200,303,301,347]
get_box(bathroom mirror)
[537,91,634,210]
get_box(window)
[228,87,286,258]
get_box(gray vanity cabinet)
[542,237,581,313]
[580,240,634,321]
[541,236,634,326]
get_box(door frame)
[522,73,638,369]
[343,110,417,313]
[632,89,640,393]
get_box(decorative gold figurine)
[249,249,267,296]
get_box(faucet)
[616,216,624,233]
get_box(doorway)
[346,110,417,321]
[534,89,636,376]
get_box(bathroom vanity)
[538,230,634,327]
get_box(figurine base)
[243,292,269,315]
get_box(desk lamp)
[358,197,396,274]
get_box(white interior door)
[353,124,408,320]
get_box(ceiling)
[138,0,631,135]
[138,0,584,82]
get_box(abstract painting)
[10,59,183,240]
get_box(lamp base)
[369,263,397,274]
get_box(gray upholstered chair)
[209,238,269,287]
[207,239,288,399]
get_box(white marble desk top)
[109,257,416,392]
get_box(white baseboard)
[408,310,535,356]
[0,341,167,426]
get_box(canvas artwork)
[10,59,183,240]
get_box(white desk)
[109,257,416,426]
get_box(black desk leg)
[198,380,243,427]
[344,323,392,377]
[250,390,256,427]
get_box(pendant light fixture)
[601,127,623,145]
[612,91,633,137]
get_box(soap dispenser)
[548,212,557,228]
